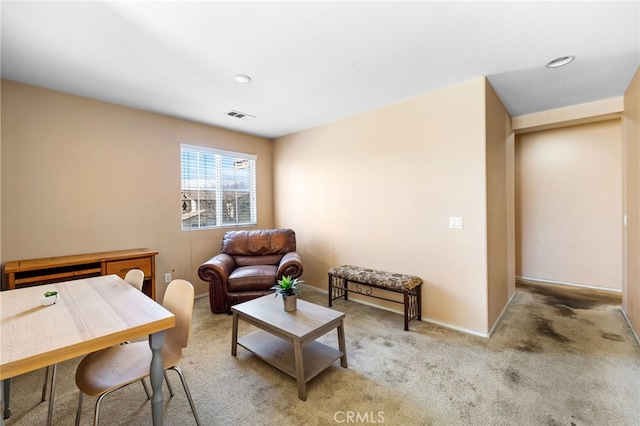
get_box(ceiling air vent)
[226,110,255,120]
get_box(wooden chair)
[124,268,145,292]
[74,279,201,426]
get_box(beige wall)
[623,68,640,336]
[274,77,513,335]
[485,80,516,328]
[515,120,623,290]
[0,90,2,270]
[0,80,274,300]
[4,71,632,339]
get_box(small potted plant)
[271,276,303,312]
[39,290,58,306]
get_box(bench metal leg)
[328,275,349,307]
[403,286,422,331]
[343,278,349,301]
[404,291,410,331]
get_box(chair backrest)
[162,279,195,350]
[221,229,296,267]
[124,269,145,292]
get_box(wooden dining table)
[0,274,175,425]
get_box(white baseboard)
[306,281,635,345]
[517,276,622,293]
[420,317,490,338]
[426,290,518,339]
[621,308,640,348]
[487,290,518,337]
[302,283,490,337]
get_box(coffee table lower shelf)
[238,330,344,383]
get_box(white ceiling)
[1,1,639,139]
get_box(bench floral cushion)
[328,265,422,291]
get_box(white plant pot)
[283,295,297,312]
[39,295,57,306]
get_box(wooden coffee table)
[231,295,347,400]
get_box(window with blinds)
[180,144,257,230]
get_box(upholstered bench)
[328,265,422,331]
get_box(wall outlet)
[449,217,463,229]
[164,273,172,283]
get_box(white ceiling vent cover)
[226,110,255,120]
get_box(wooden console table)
[3,248,158,300]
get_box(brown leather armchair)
[198,229,303,313]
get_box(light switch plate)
[449,217,463,229]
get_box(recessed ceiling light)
[545,56,575,68]
[235,74,252,84]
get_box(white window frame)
[180,143,257,230]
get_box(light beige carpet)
[5,280,640,425]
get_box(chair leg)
[41,366,49,402]
[93,391,113,426]
[46,363,57,426]
[168,366,201,426]
[3,378,12,420]
[75,392,83,426]
[140,378,151,399]
[79,386,137,426]
[164,371,174,397]
[75,369,196,425]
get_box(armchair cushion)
[228,265,278,292]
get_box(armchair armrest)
[198,253,235,313]
[198,253,235,283]
[277,251,303,280]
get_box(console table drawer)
[106,258,152,278]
